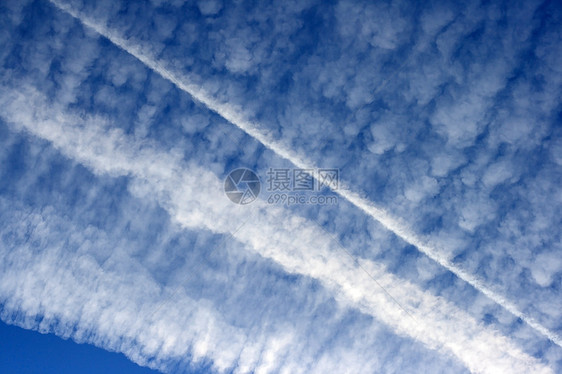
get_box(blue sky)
[0,321,159,373]
[0,0,561,373]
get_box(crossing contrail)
[47,0,562,349]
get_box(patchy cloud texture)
[0,0,561,373]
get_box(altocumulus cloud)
[0,0,561,373]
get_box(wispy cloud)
[45,0,562,351]
[0,84,553,373]
[2,0,561,372]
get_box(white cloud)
[197,0,223,16]
[0,84,554,373]
[42,0,562,353]
[530,250,562,288]
[481,159,516,189]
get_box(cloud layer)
[0,0,561,373]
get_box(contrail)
[47,0,562,349]
[0,86,553,373]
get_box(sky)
[0,322,159,373]
[0,0,561,373]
